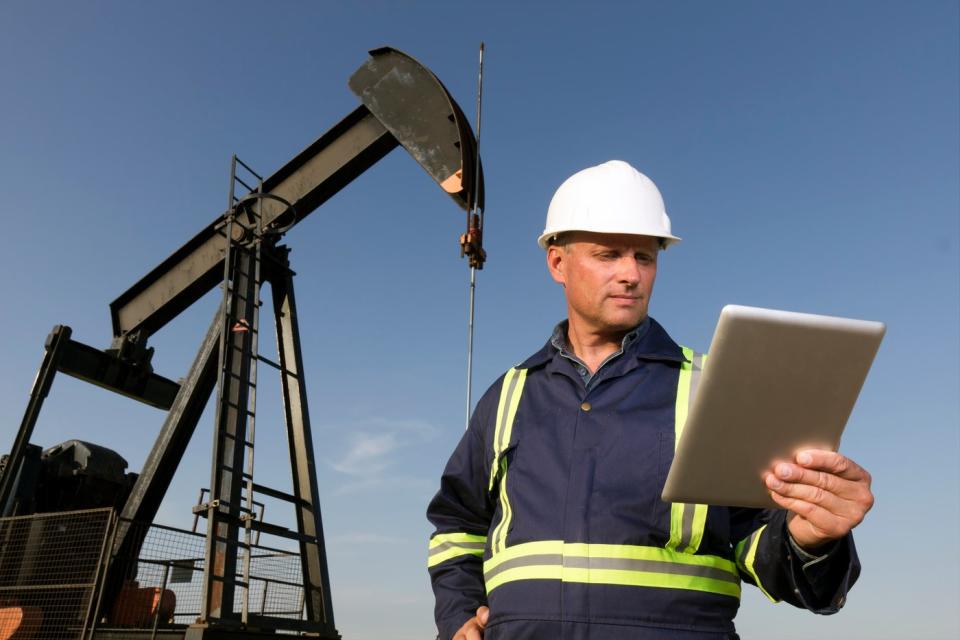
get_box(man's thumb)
[476,606,490,627]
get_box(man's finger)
[765,472,865,520]
[768,490,854,541]
[770,461,871,504]
[454,622,483,640]
[794,450,871,484]
[453,609,489,640]
[773,461,847,496]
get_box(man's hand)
[453,606,489,640]
[764,449,874,551]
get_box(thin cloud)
[323,416,441,495]
[332,432,399,476]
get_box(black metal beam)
[109,105,396,342]
[109,47,483,346]
[269,250,335,631]
[113,310,221,552]
[0,325,70,516]
[58,337,180,410]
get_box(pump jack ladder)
[0,47,484,639]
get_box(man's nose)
[616,256,642,285]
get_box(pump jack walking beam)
[109,47,483,360]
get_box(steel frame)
[0,46,484,639]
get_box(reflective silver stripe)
[680,503,696,551]
[485,553,563,580]
[484,552,740,585]
[428,540,486,558]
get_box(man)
[427,160,874,639]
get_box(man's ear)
[546,245,566,286]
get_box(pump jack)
[0,47,484,639]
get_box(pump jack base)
[88,626,338,640]
[183,624,339,640]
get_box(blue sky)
[1,2,957,638]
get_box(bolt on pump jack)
[0,47,484,639]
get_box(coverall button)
[581,402,591,411]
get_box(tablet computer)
[661,305,885,508]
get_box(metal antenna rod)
[465,41,485,431]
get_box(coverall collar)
[519,316,687,373]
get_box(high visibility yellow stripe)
[486,565,740,596]
[483,540,740,597]
[686,503,709,553]
[485,540,738,573]
[667,502,685,551]
[674,346,695,444]
[486,565,563,590]
[490,457,512,554]
[429,532,487,549]
[428,545,485,567]
[667,348,693,550]
[570,568,739,596]
[427,532,487,568]
[668,348,709,555]
[500,368,526,453]
[487,367,527,556]
[488,368,527,491]
[563,542,737,571]
[485,539,564,565]
[735,525,779,603]
[684,354,710,554]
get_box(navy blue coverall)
[427,318,859,639]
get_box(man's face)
[547,232,660,338]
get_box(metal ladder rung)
[234,156,263,180]
[255,354,283,371]
[221,432,256,445]
[222,373,257,389]
[251,483,302,505]
[216,464,255,476]
[219,401,256,417]
[234,175,256,193]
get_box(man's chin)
[603,314,647,334]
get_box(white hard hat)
[538,160,681,249]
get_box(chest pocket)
[488,367,527,554]
[665,347,709,554]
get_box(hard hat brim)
[537,230,682,250]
